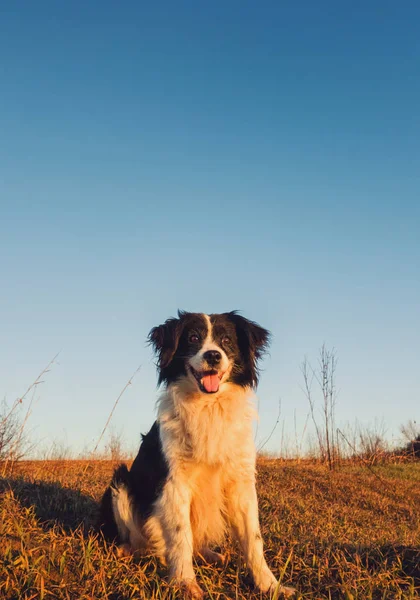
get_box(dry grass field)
[1,459,419,599]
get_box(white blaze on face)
[188,314,230,393]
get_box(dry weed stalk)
[257,398,282,453]
[1,353,59,476]
[301,344,338,470]
[0,352,59,430]
[83,365,141,472]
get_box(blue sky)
[1,1,419,456]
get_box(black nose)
[203,350,222,365]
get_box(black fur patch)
[220,311,270,388]
[148,312,207,386]
[129,421,169,517]
[112,463,131,488]
[98,485,119,541]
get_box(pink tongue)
[202,374,220,393]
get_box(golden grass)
[1,459,419,599]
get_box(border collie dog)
[99,311,295,599]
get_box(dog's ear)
[148,318,180,370]
[228,311,271,387]
[148,311,186,370]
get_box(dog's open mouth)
[190,367,223,393]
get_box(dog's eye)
[189,334,200,343]
[222,336,231,345]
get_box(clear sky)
[1,1,419,456]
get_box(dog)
[99,311,295,598]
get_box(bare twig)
[258,398,282,453]
[4,388,36,474]
[0,352,60,430]
[84,365,141,470]
[1,354,59,476]
[300,357,325,462]
[300,346,338,469]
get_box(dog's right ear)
[147,313,185,371]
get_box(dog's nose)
[203,350,222,365]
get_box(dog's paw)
[270,583,297,598]
[116,543,132,558]
[256,570,296,598]
[174,578,204,599]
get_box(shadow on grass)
[0,477,98,533]
[326,542,420,590]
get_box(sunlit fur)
[100,312,296,599]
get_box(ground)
[0,459,419,599]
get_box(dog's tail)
[98,464,138,544]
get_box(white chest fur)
[158,383,257,469]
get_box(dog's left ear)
[148,311,189,384]
[148,315,183,371]
[228,312,271,386]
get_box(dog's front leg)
[155,478,203,599]
[226,478,295,597]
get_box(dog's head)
[148,311,270,393]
